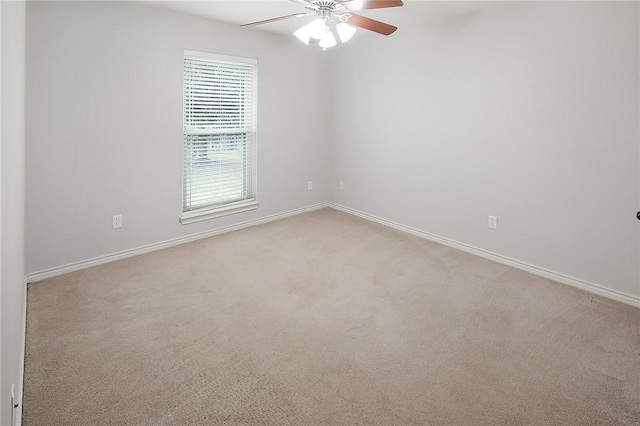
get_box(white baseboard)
[25,201,639,308]
[26,203,329,283]
[329,203,639,308]
[15,278,26,426]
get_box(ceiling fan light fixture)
[319,30,337,49]
[242,1,403,49]
[293,24,311,45]
[308,17,327,40]
[336,23,356,43]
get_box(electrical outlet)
[307,181,313,191]
[11,384,16,426]
[112,214,123,229]
[340,181,344,190]
[488,215,498,230]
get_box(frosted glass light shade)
[294,24,311,45]
[319,30,337,49]
[336,23,356,43]
[308,18,327,40]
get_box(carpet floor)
[23,208,639,425]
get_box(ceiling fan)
[241,0,404,50]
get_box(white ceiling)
[141,1,500,38]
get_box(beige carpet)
[23,208,640,425]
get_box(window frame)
[180,50,259,225]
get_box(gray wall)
[26,1,330,273]
[1,0,26,424]
[329,2,639,298]
[25,2,639,301]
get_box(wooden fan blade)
[343,1,403,11]
[346,13,397,35]
[241,12,311,27]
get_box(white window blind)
[182,50,258,219]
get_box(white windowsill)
[180,199,260,225]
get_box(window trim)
[181,50,258,224]
[180,199,260,225]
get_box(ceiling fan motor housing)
[312,1,347,20]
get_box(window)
[181,50,258,224]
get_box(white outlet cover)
[112,214,123,229]
[488,215,498,230]
[308,181,313,191]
